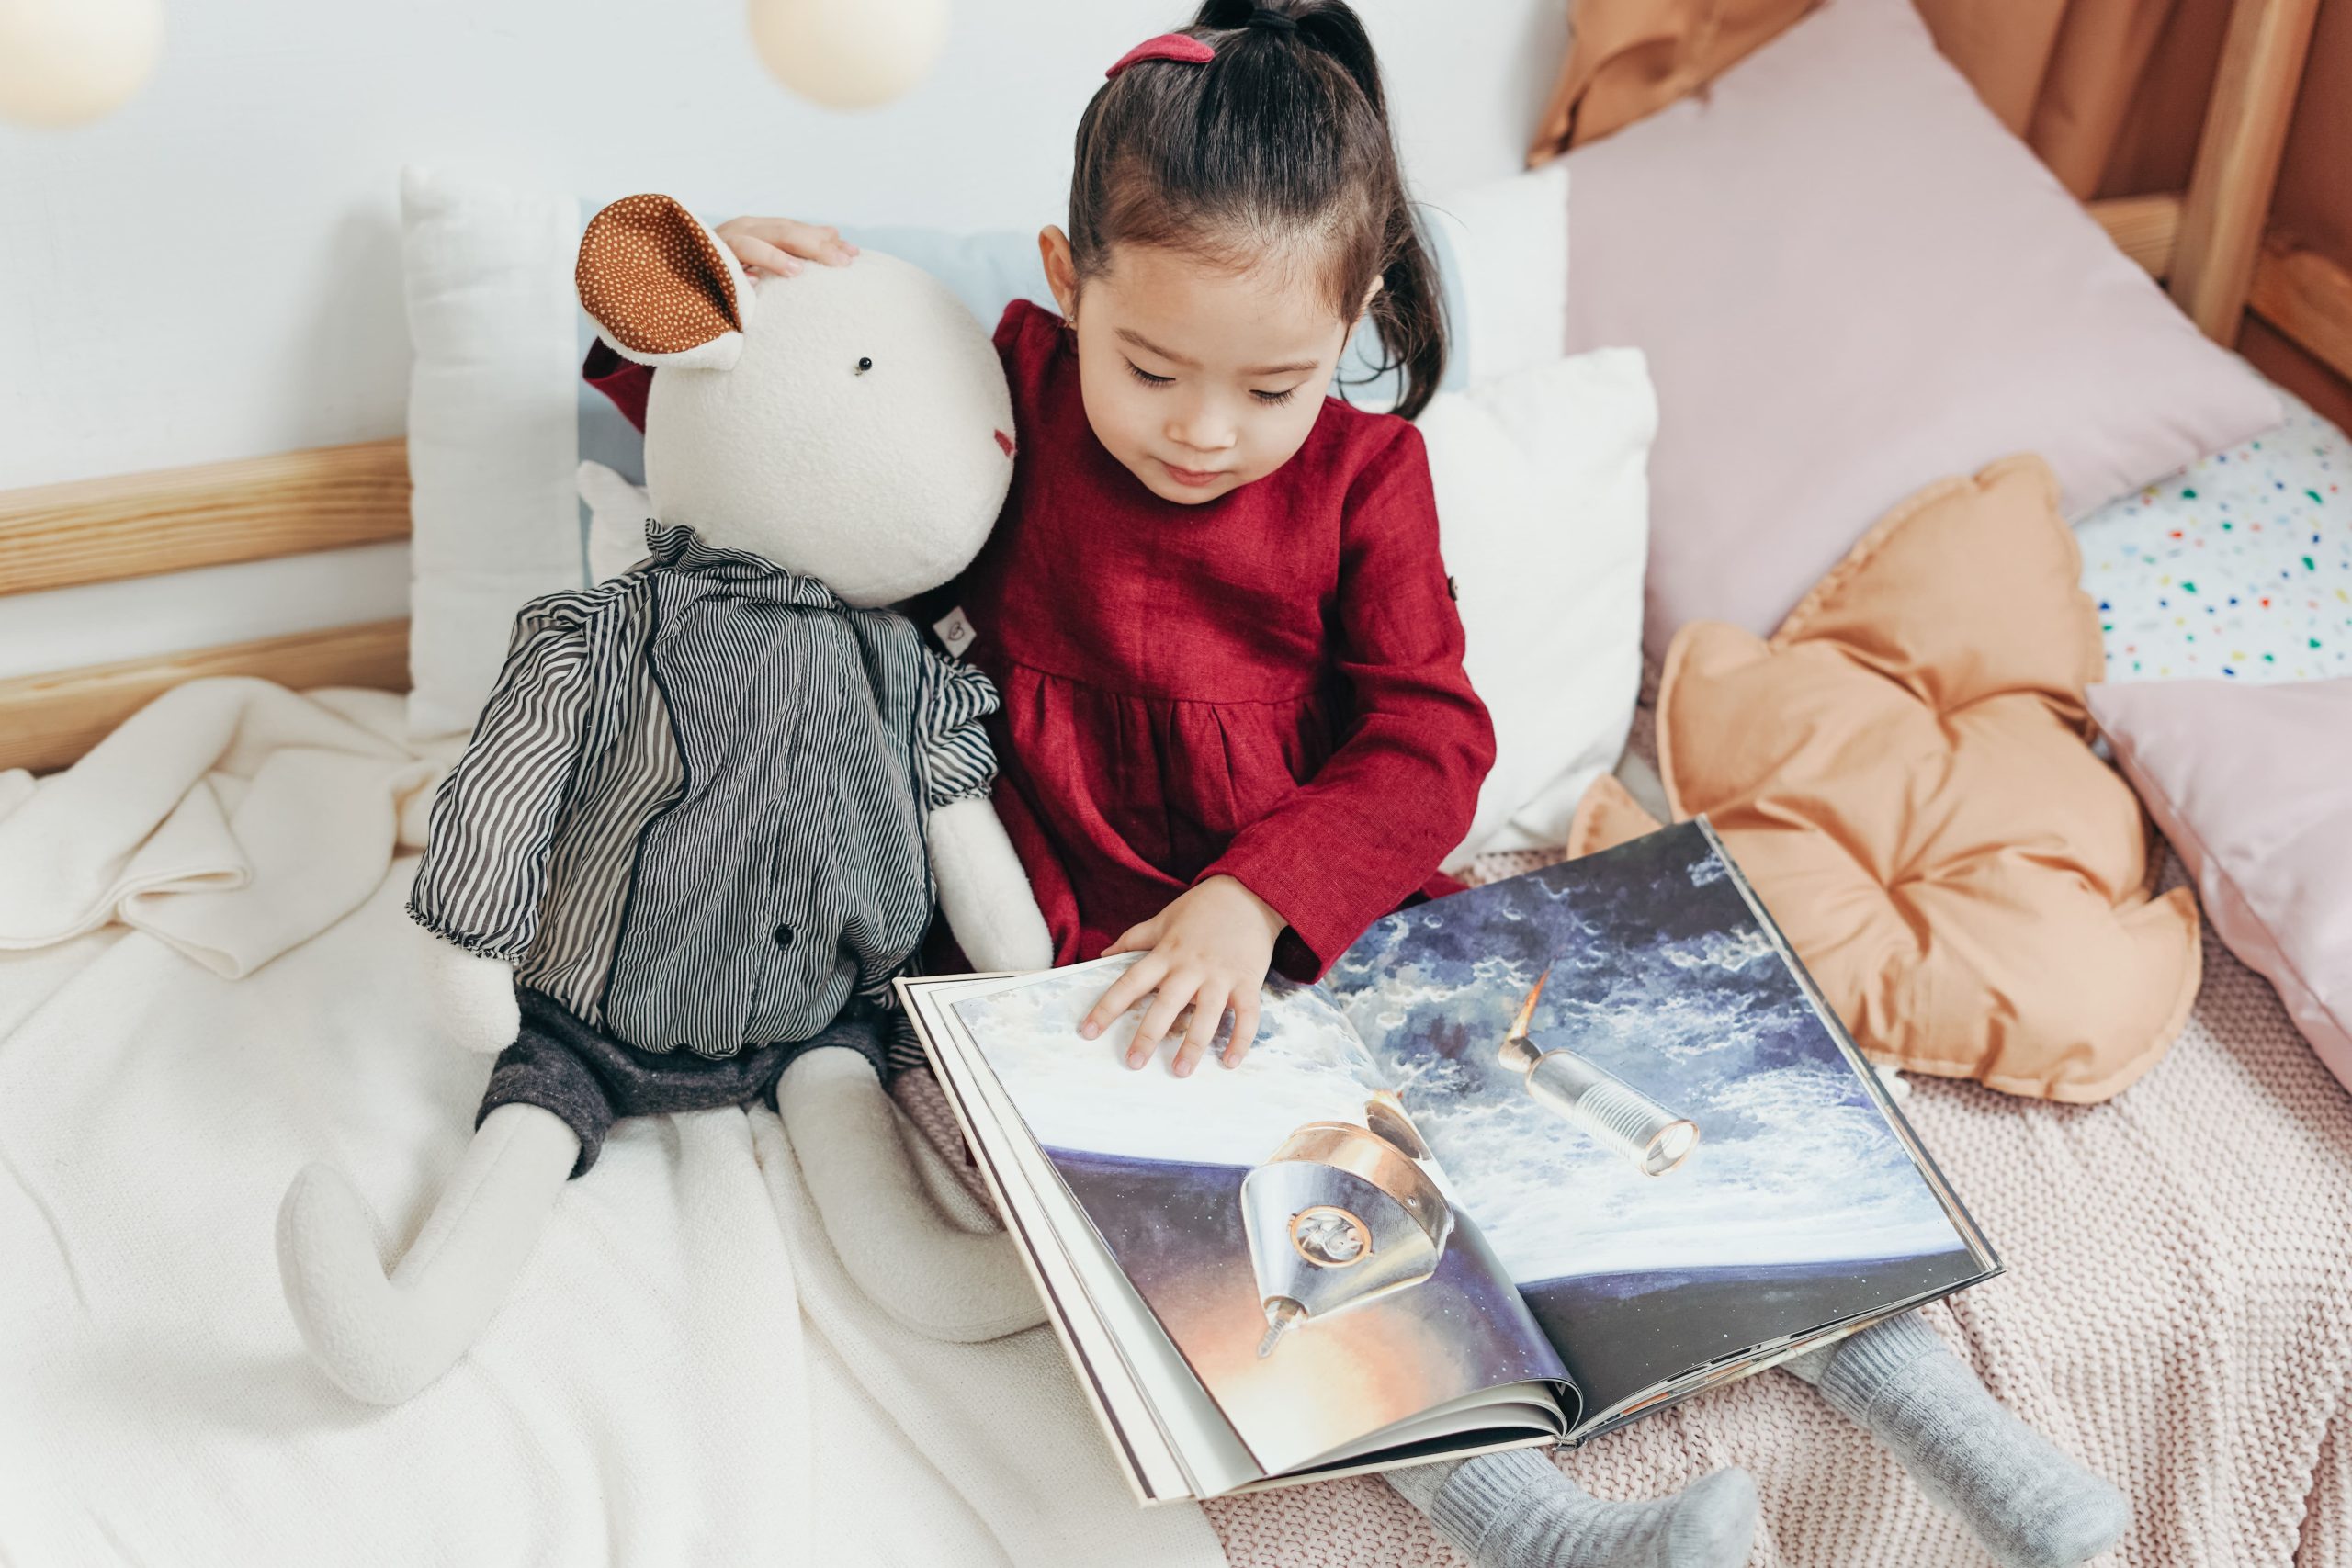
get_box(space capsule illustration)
[1238,1089,1454,1358]
[1500,965,1699,1177]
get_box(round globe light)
[0,0,164,129]
[746,0,950,110]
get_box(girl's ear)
[1038,225,1080,321]
[1357,273,1385,327]
[577,194,755,371]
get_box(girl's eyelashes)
[1123,358,1300,407]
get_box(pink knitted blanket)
[902,857,2352,1565]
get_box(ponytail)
[1363,199,1447,422]
[1069,0,1448,420]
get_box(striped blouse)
[408,524,997,1059]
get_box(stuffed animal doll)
[277,193,1055,1404]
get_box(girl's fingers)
[726,234,802,277]
[1130,976,1199,1069]
[1102,919,1158,956]
[1170,984,1230,1079]
[1222,995,1261,1069]
[766,218,856,265]
[1080,953,1165,1043]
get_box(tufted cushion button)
[773,922,794,949]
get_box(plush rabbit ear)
[576,193,753,370]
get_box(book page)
[949,955,1571,1479]
[1321,823,1995,1430]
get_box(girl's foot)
[1785,1314,2129,1568]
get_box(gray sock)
[1786,1314,2129,1568]
[1385,1449,1757,1568]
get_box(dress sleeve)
[1197,423,1497,981]
[405,603,600,960]
[583,338,654,434]
[913,649,1002,813]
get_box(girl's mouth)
[1159,460,1227,489]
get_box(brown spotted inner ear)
[577,193,742,357]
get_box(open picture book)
[896,821,1998,1504]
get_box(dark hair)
[1067,0,1447,420]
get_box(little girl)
[600,5,2128,1563]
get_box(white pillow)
[400,167,585,739]
[1420,348,1656,868]
[1420,161,1569,388]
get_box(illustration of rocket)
[1499,965,1700,1177]
[1238,1090,1454,1359]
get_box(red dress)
[583,299,1495,983]
[959,301,1491,981]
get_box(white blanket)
[0,680,1221,1567]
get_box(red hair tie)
[1105,33,1215,78]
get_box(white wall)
[0,0,1565,674]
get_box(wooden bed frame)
[2,0,2346,778]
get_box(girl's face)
[1041,228,1363,506]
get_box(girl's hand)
[714,215,858,278]
[1080,875,1286,1077]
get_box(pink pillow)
[1561,0,2283,659]
[2092,678,2352,1095]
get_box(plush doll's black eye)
[855,356,874,374]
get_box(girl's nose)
[1167,403,1238,455]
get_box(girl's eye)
[1125,360,1173,389]
[1252,387,1300,407]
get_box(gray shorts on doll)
[482,988,893,1179]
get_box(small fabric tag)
[933,606,978,657]
[1445,574,1461,602]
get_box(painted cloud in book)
[1325,829,1963,1286]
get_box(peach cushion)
[1578,456,2202,1101]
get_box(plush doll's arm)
[401,918,525,1055]
[929,797,1053,973]
[408,603,602,976]
[914,651,1052,973]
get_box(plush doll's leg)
[1385,1450,1757,1568]
[894,1089,1008,1235]
[277,1102,581,1404]
[1783,1314,2127,1568]
[278,996,623,1404]
[777,1044,1047,1342]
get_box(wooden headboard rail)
[2,0,2346,778]
[0,439,412,773]
[2085,0,2349,393]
